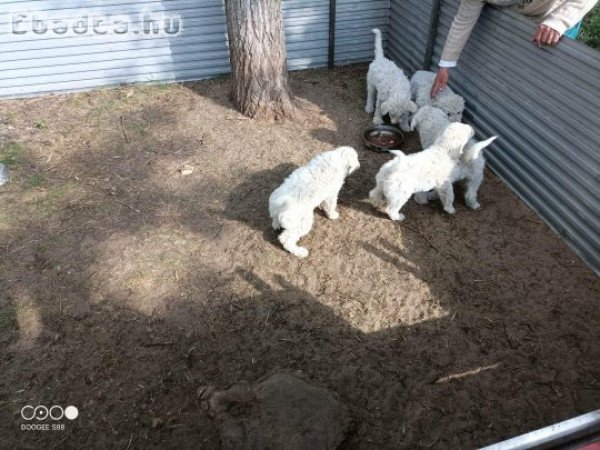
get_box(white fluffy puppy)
[410,70,465,122]
[366,29,417,131]
[410,106,498,209]
[269,147,360,258]
[369,123,475,221]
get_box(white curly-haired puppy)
[369,123,475,221]
[410,70,465,122]
[366,29,417,131]
[269,147,360,258]
[410,106,498,209]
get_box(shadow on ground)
[0,66,598,450]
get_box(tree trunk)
[225,0,298,121]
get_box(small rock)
[197,385,216,401]
[179,165,194,176]
[0,163,8,186]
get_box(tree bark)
[225,0,298,121]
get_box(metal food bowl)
[363,125,404,152]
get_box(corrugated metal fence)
[400,0,599,273]
[0,0,230,98]
[0,0,389,99]
[387,0,435,73]
[335,0,389,65]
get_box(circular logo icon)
[34,406,48,421]
[64,406,79,420]
[21,406,35,421]
[49,406,64,420]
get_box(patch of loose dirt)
[0,65,598,449]
[209,372,349,450]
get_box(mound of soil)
[209,373,348,450]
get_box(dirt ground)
[0,65,598,449]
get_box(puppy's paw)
[467,200,481,210]
[365,105,374,114]
[386,209,405,222]
[326,210,339,220]
[292,247,309,258]
[372,116,384,125]
[444,206,456,215]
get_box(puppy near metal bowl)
[363,125,404,152]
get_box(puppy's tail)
[466,135,498,160]
[372,28,384,59]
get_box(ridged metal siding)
[284,0,329,70]
[0,0,231,98]
[431,1,600,273]
[0,0,388,99]
[387,0,434,73]
[334,0,389,65]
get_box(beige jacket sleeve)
[543,0,598,34]
[440,0,485,64]
[440,0,599,66]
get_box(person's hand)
[430,68,450,98]
[532,24,561,47]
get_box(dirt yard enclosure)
[0,65,598,449]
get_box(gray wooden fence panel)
[431,0,600,273]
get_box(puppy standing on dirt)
[369,123,475,222]
[365,29,417,131]
[269,147,360,258]
[410,106,498,209]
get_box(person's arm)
[533,0,598,46]
[439,0,486,68]
[431,0,485,97]
[542,0,598,35]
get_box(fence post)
[328,0,337,69]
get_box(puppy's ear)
[381,101,390,115]
[437,123,473,158]
[409,100,418,114]
[340,146,359,175]
[398,99,418,115]
[410,108,423,130]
